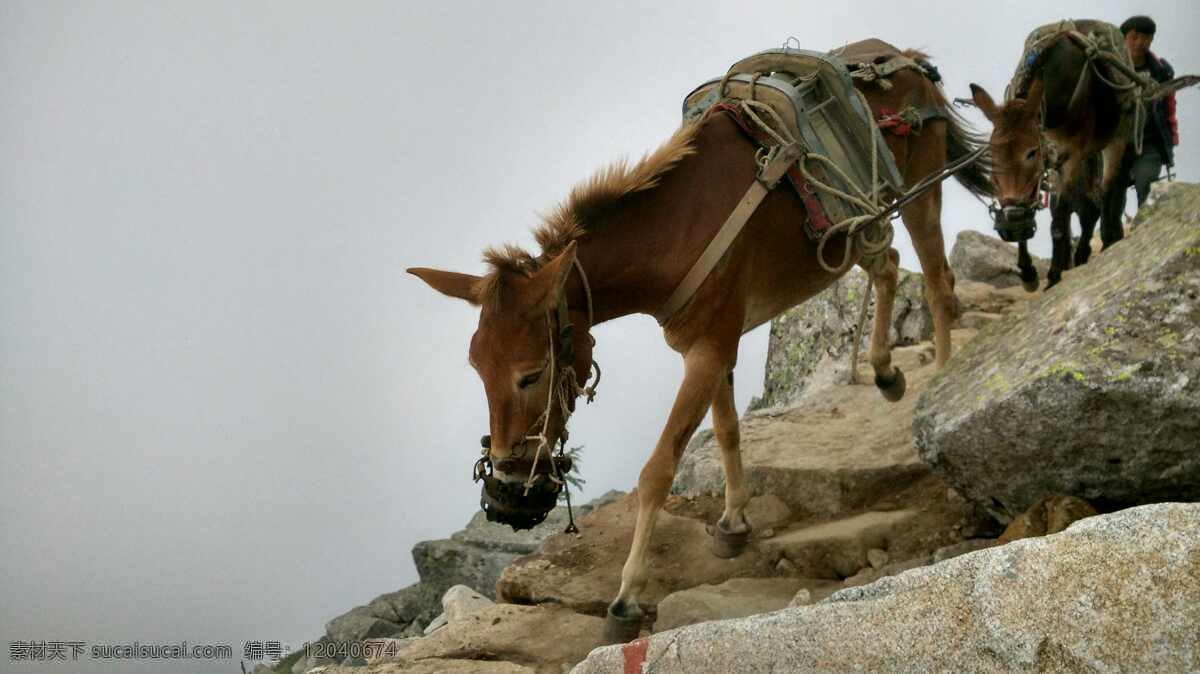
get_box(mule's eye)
[1025,148,1038,161]
[518,370,543,389]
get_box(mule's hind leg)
[605,341,733,643]
[1017,240,1039,292]
[864,247,905,401]
[1099,139,1129,249]
[900,183,957,367]
[710,371,750,558]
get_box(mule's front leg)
[1017,240,1039,292]
[1046,197,1073,289]
[605,345,730,643]
[711,371,751,558]
[865,247,905,401]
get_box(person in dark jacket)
[1117,15,1179,209]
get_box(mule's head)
[408,242,589,530]
[970,81,1046,242]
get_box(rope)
[521,260,601,493]
[738,99,795,147]
[846,279,873,385]
[522,313,560,493]
[1054,27,1158,156]
[572,258,594,327]
[800,149,893,274]
[1078,38,1148,154]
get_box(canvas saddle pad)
[682,47,905,239]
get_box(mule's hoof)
[711,520,752,559]
[1019,268,1039,293]
[603,605,643,644]
[875,367,906,402]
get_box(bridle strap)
[519,259,600,491]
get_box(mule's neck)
[554,114,755,329]
[561,234,664,327]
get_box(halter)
[471,257,601,532]
[969,94,1053,243]
[991,130,1052,210]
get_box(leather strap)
[655,143,803,325]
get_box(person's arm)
[1157,56,1179,148]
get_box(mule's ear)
[527,242,578,317]
[1022,78,1045,118]
[407,267,482,306]
[970,83,999,122]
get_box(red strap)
[876,107,913,137]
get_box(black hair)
[1120,15,1156,36]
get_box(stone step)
[956,311,1003,330]
[654,577,841,633]
[759,509,920,578]
[497,493,770,616]
[676,331,978,518]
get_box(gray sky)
[2,1,1197,672]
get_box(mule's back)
[680,45,904,238]
[1007,19,1134,101]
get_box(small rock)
[744,494,794,530]
[787,588,813,607]
[866,548,889,569]
[776,558,798,575]
[998,495,1098,544]
[442,585,495,623]
[957,311,1002,330]
[932,538,996,563]
[758,528,776,539]
[843,555,931,588]
[423,612,448,635]
[949,229,1049,289]
[325,605,403,643]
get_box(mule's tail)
[904,50,994,199]
[943,104,995,199]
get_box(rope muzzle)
[472,260,599,533]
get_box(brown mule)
[410,39,988,643]
[967,19,1197,289]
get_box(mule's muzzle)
[474,455,574,531]
[994,204,1037,242]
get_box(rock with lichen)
[751,268,931,411]
[914,182,1200,522]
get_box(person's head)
[1120,16,1156,62]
